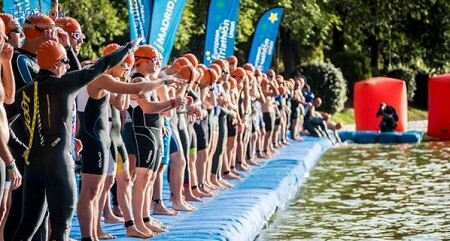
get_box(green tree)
[60,0,128,60]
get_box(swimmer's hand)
[130,37,144,49]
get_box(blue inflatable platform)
[338,130,423,144]
[69,137,331,241]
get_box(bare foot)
[210,177,226,189]
[223,171,240,179]
[112,205,123,217]
[172,201,197,211]
[230,168,241,177]
[237,162,251,171]
[103,214,124,224]
[247,158,260,166]
[183,189,203,202]
[97,231,116,240]
[153,203,179,215]
[192,188,212,198]
[126,226,153,239]
[135,223,156,238]
[198,185,214,197]
[145,221,167,233]
[219,179,234,188]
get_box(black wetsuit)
[110,105,129,172]
[129,73,163,171]
[79,95,110,175]
[12,44,133,241]
[5,48,45,241]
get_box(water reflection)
[257,141,450,240]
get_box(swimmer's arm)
[64,42,136,90]
[0,47,15,104]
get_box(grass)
[331,107,428,125]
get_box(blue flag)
[127,0,152,45]
[248,7,284,72]
[203,0,240,65]
[3,0,51,25]
[148,0,187,65]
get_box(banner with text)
[148,0,187,65]
[3,0,51,25]
[202,0,240,65]
[127,0,153,45]
[248,6,284,72]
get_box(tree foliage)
[2,0,449,75]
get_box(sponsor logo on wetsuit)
[21,91,32,134]
[97,151,102,168]
[146,150,153,163]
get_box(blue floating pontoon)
[69,137,331,241]
[338,130,423,144]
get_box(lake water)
[256,141,450,240]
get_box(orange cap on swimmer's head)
[200,68,219,87]
[55,17,81,34]
[175,65,196,84]
[278,86,287,96]
[209,63,222,77]
[197,63,208,72]
[134,45,159,64]
[266,69,276,79]
[183,53,198,68]
[37,40,67,68]
[104,43,134,67]
[24,13,55,38]
[243,63,255,73]
[213,59,229,71]
[231,67,246,80]
[171,57,191,72]
[226,55,238,66]
[0,14,20,35]
[228,76,237,89]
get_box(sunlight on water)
[257,141,450,241]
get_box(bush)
[386,65,416,102]
[330,51,372,100]
[302,62,348,114]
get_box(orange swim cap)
[55,17,81,34]
[213,59,228,71]
[200,68,219,87]
[135,45,159,63]
[226,55,237,65]
[231,67,246,79]
[242,63,255,73]
[209,63,222,76]
[276,75,284,84]
[183,53,198,68]
[0,14,20,35]
[175,65,196,84]
[103,43,134,67]
[171,57,191,72]
[228,76,237,89]
[37,40,67,68]
[197,63,208,72]
[24,14,55,38]
[266,69,276,79]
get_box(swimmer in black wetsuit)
[4,14,56,241]
[12,37,140,241]
[129,46,188,234]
